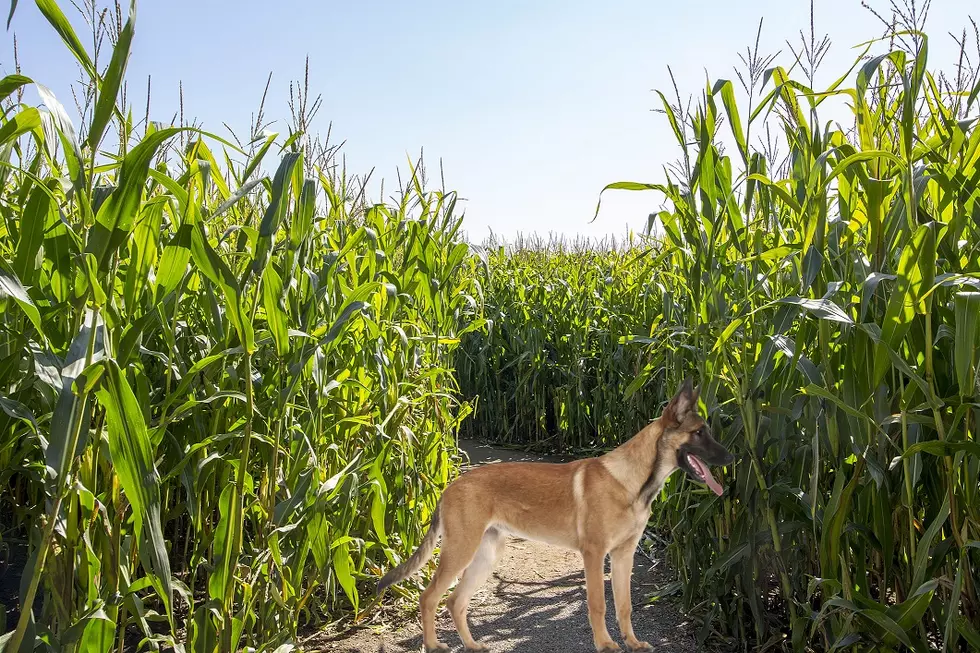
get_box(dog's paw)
[464,643,490,652]
[626,641,654,652]
[425,642,451,653]
[597,643,622,653]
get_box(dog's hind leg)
[447,527,505,651]
[420,521,485,653]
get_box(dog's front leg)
[583,549,619,652]
[610,539,653,652]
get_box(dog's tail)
[377,502,442,594]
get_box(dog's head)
[657,379,734,496]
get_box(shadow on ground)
[391,570,590,653]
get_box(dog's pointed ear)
[662,378,698,425]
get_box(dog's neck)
[601,420,676,505]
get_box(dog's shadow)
[389,558,693,653]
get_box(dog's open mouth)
[686,454,724,496]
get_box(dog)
[377,379,734,652]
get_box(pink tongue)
[690,455,724,496]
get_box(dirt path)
[311,441,699,653]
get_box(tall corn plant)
[590,13,980,653]
[457,8,980,652]
[0,1,480,651]
[457,235,671,451]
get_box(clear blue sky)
[2,0,975,240]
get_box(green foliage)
[457,235,668,451]
[461,22,980,653]
[0,2,480,650]
[6,1,980,652]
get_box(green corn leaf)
[211,177,264,220]
[823,150,904,187]
[912,495,950,590]
[290,178,316,249]
[885,579,937,631]
[155,222,193,303]
[262,264,289,356]
[35,86,83,193]
[712,79,747,165]
[191,605,219,653]
[78,252,106,307]
[332,541,358,613]
[747,174,803,213]
[943,558,965,652]
[592,181,670,221]
[6,0,17,28]
[899,440,980,460]
[874,223,936,387]
[77,611,115,653]
[190,220,253,351]
[87,0,134,150]
[953,292,980,395]
[155,348,235,416]
[0,259,44,338]
[0,106,41,146]
[34,0,94,76]
[858,608,918,651]
[249,151,301,281]
[208,482,236,603]
[241,130,277,183]
[0,73,31,103]
[45,309,104,484]
[123,199,165,308]
[160,390,248,429]
[775,296,853,324]
[0,394,39,433]
[85,127,183,271]
[95,358,172,618]
[820,464,863,579]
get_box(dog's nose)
[722,451,735,465]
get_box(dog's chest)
[602,502,653,547]
[630,501,652,527]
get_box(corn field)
[456,235,667,451]
[4,0,980,651]
[459,9,980,653]
[0,1,483,651]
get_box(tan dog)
[378,380,734,652]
